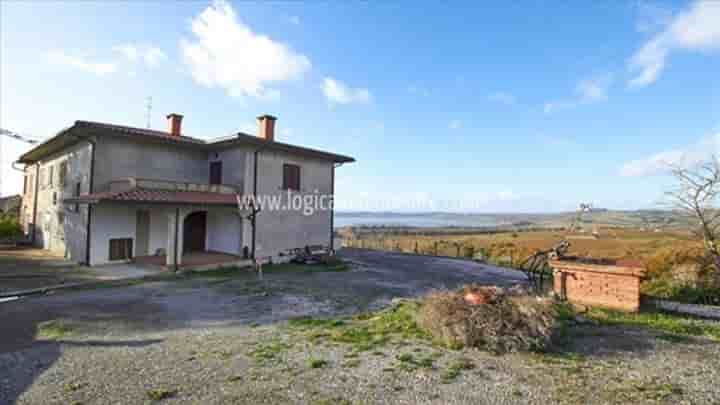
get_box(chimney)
[257,114,277,141]
[167,113,183,137]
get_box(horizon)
[1,1,719,212]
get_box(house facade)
[17,114,354,267]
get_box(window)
[109,238,133,261]
[52,192,57,206]
[58,161,68,187]
[283,164,301,191]
[23,176,27,194]
[209,161,223,185]
[48,165,54,188]
[40,168,46,189]
[73,182,81,213]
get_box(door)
[183,211,207,253]
[135,210,150,256]
[209,161,223,185]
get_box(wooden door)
[135,210,150,256]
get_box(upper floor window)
[209,161,223,185]
[283,164,301,191]
[59,161,68,187]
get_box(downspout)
[83,137,96,266]
[174,208,180,272]
[251,149,259,260]
[330,163,344,252]
[31,163,39,244]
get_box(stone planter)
[549,258,645,312]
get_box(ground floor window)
[109,238,133,261]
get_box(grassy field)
[343,228,698,266]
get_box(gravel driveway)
[1,249,718,404]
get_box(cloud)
[628,1,720,87]
[47,50,116,75]
[544,74,613,113]
[448,120,462,130]
[181,0,311,99]
[634,1,674,34]
[619,131,720,176]
[113,44,167,68]
[322,77,372,105]
[487,91,516,105]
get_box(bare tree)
[666,158,720,272]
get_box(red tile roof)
[18,120,355,164]
[64,188,239,206]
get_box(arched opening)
[183,211,207,253]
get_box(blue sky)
[1,0,718,212]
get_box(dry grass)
[346,228,697,266]
[418,285,557,353]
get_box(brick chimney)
[257,114,277,141]
[167,113,183,137]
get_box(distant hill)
[335,209,691,231]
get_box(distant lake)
[334,212,506,228]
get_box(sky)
[1,0,719,213]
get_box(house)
[16,114,354,268]
[0,195,21,217]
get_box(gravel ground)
[1,249,719,404]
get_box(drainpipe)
[329,162,344,252]
[174,208,180,272]
[251,149,259,260]
[31,163,39,244]
[84,138,96,266]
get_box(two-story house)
[17,114,354,268]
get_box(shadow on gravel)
[0,338,162,405]
[547,324,716,359]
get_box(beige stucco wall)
[93,136,211,192]
[23,140,93,261]
[251,148,334,259]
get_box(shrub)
[418,285,557,353]
[0,215,22,239]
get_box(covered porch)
[65,178,253,268]
[134,251,252,272]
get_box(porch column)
[166,209,183,268]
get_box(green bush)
[0,216,22,239]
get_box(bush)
[0,216,22,239]
[642,246,720,305]
[418,285,557,353]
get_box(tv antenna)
[145,96,153,129]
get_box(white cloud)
[448,120,462,130]
[181,0,311,99]
[544,74,612,113]
[113,44,167,68]
[322,77,372,105]
[619,131,720,176]
[634,2,674,34]
[487,91,516,105]
[628,1,720,87]
[47,50,116,75]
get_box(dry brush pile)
[417,284,558,353]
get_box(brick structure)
[550,258,645,312]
